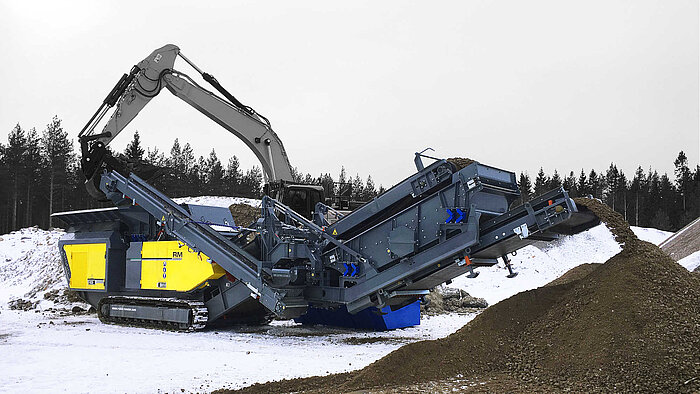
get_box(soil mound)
[544,263,601,287]
[446,157,476,170]
[574,198,637,246]
[230,201,700,393]
[228,203,260,227]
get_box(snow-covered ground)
[631,226,673,245]
[0,203,692,393]
[0,221,474,393]
[450,224,620,304]
[0,227,87,311]
[678,250,700,272]
[0,309,475,393]
[450,225,673,305]
[173,195,260,208]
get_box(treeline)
[0,117,383,233]
[0,117,79,233]
[1,116,698,233]
[133,131,384,203]
[515,153,700,231]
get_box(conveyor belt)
[98,171,286,314]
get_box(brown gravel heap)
[574,197,637,245]
[226,198,700,393]
[544,263,601,287]
[228,203,260,228]
[446,157,477,170]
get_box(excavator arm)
[78,44,293,192]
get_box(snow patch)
[0,309,476,393]
[631,226,673,245]
[677,250,700,272]
[173,195,261,208]
[451,224,622,305]
[0,227,69,309]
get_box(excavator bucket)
[548,203,601,235]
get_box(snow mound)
[173,196,261,208]
[451,224,622,305]
[630,226,673,245]
[0,227,71,309]
[678,250,700,272]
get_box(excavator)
[77,44,324,220]
[53,44,600,331]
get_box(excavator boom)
[78,44,293,184]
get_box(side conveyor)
[97,171,290,315]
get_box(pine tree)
[170,138,182,167]
[23,128,43,227]
[549,170,562,189]
[0,140,7,232]
[518,172,532,202]
[337,166,348,197]
[303,173,314,185]
[533,167,549,197]
[605,164,620,211]
[351,174,364,201]
[41,116,74,227]
[319,173,335,199]
[563,171,578,196]
[674,151,692,219]
[225,156,243,194]
[241,166,263,198]
[6,124,27,230]
[577,170,589,196]
[146,147,165,165]
[290,167,303,183]
[124,130,145,162]
[181,143,196,184]
[618,171,628,221]
[644,170,661,227]
[588,169,604,199]
[630,167,645,226]
[364,175,377,200]
[167,139,197,197]
[659,173,678,229]
[205,149,224,195]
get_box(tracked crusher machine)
[54,45,599,331]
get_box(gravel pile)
[227,199,700,393]
[228,203,261,227]
[446,157,476,170]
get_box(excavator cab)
[265,181,325,220]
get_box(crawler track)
[97,296,208,331]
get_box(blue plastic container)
[295,300,421,330]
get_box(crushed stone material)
[228,203,261,228]
[227,200,700,394]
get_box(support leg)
[502,254,518,278]
[464,255,479,278]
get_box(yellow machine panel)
[63,243,107,290]
[139,241,226,291]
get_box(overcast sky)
[1,1,697,188]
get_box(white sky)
[0,1,698,188]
